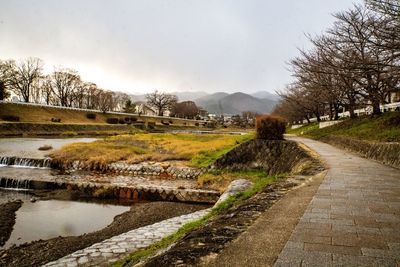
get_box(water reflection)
[2,199,130,249]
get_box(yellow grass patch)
[50,133,253,167]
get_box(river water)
[0,137,97,158]
[0,137,131,250]
[1,193,129,249]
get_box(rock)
[214,179,253,206]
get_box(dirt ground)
[0,200,22,247]
[0,201,209,267]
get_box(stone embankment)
[53,161,206,180]
[320,135,400,169]
[0,155,205,180]
[212,139,317,175]
[43,209,211,267]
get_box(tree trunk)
[371,99,381,115]
[333,104,339,120]
[348,105,356,118]
[329,103,334,120]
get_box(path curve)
[275,137,400,267]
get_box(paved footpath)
[275,137,400,267]
[43,209,210,267]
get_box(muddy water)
[0,137,97,158]
[1,197,129,249]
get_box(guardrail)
[0,100,204,123]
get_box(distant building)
[134,101,157,116]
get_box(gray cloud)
[0,0,361,94]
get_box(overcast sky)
[0,0,362,94]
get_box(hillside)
[251,91,281,101]
[0,103,199,126]
[195,92,277,115]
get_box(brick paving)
[42,208,210,267]
[275,137,400,267]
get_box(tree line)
[0,58,133,112]
[0,58,205,118]
[273,0,400,124]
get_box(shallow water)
[0,137,97,158]
[1,198,130,249]
[0,189,33,204]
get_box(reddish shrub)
[255,115,286,140]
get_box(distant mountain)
[195,92,277,115]
[129,90,278,115]
[172,91,208,101]
[130,91,208,102]
[194,92,230,107]
[251,91,281,101]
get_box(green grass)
[197,169,277,192]
[286,122,319,135]
[110,174,281,267]
[288,112,400,142]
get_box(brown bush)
[86,113,96,119]
[1,115,20,121]
[255,115,286,140]
[106,118,119,124]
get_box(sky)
[0,0,362,95]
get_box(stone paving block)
[304,243,362,256]
[296,221,332,231]
[332,224,358,234]
[301,251,333,267]
[331,233,358,247]
[274,259,301,267]
[361,248,400,259]
[357,234,389,249]
[291,233,331,245]
[332,254,398,267]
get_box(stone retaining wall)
[63,161,205,180]
[320,135,400,169]
[0,177,219,204]
[212,139,317,175]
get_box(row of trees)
[273,0,400,123]
[0,58,132,112]
[0,58,207,118]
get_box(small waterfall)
[0,156,52,169]
[0,177,31,191]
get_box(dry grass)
[0,103,200,127]
[50,133,253,167]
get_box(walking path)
[43,208,210,267]
[275,137,400,267]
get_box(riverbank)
[287,112,400,168]
[0,200,22,247]
[0,201,209,267]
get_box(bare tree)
[0,60,11,100]
[6,58,43,102]
[170,101,199,119]
[146,90,178,116]
[97,90,115,113]
[49,68,81,107]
